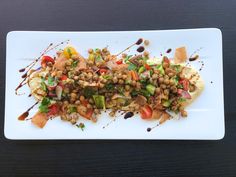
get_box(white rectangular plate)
[5,28,224,140]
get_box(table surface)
[0,0,236,176]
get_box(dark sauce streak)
[147,123,159,132]
[21,73,27,78]
[15,77,27,95]
[19,68,25,72]
[166,48,172,53]
[136,38,143,45]
[18,101,39,120]
[16,40,69,95]
[116,38,143,56]
[137,46,145,53]
[102,118,116,129]
[189,55,199,61]
[124,112,134,119]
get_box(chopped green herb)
[105,83,114,90]
[103,75,112,80]
[140,89,151,98]
[128,63,137,71]
[178,98,186,102]
[117,86,124,95]
[124,55,133,63]
[83,87,96,98]
[171,64,182,73]
[40,78,47,91]
[68,106,77,114]
[67,48,72,58]
[131,90,138,97]
[71,60,79,68]
[76,123,85,131]
[48,76,56,86]
[39,97,51,113]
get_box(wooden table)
[0,0,235,176]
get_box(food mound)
[17,39,204,129]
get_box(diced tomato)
[47,104,59,116]
[41,56,54,68]
[99,68,108,74]
[140,105,153,119]
[144,63,151,70]
[81,100,89,107]
[179,78,189,91]
[77,106,94,120]
[130,70,139,81]
[177,89,191,99]
[60,75,68,81]
[84,108,94,119]
[116,59,123,65]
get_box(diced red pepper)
[41,56,54,68]
[60,75,68,81]
[81,100,89,107]
[99,68,108,74]
[140,105,153,119]
[47,104,59,117]
[116,59,123,65]
[179,78,189,91]
[144,63,151,70]
[177,89,191,99]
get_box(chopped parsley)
[124,55,133,63]
[128,63,137,71]
[103,75,112,80]
[40,77,47,91]
[47,76,56,86]
[39,97,51,113]
[105,83,114,90]
[71,60,79,68]
[68,106,77,114]
[76,123,85,131]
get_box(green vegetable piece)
[156,64,165,75]
[40,82,47,91]
[162,100,171,107]
[171,64,182,73]
[128,63,137,71]
[178,98,186,103]
[124,55,133,63]
[131,90,138,97]
[146,84,156,95]
[103,75,112,80]
[105,83,114,90]
[140,89,151,98]
[83,87,96,98]
[39,97,51,113]
[48,76,56,86]
[71,60,79,68]
[68,106,77,114]
[76,123,85,131]
[138,66,145,74]
[93,95,106,109]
